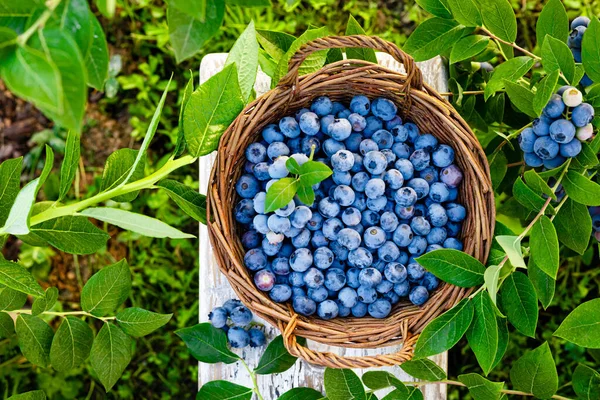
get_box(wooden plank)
[198,53,449,399]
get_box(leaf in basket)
[345,15,377,63]
[415,249,485,287]
[299,161,333,186]
[285,157,301,175]
[264,178,298,213]
[254,335,306,375]
[175,323,239,364]
[324,368,367,400]
[400,359,447,381]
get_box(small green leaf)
[536,0,569,47]
[513,177,553,214]
[446,0,481,26]
[0,157,23,227]
[85,14,109,90]
[184,63,245,157]
[59,131,80,201]
[81,259,131,317]
[528,258,555,309]
[0,259,44,297]
[324,368,366,400]
[157,180,207,224]
[562,171,600,206]
[573,364,600,400]
[523,169,555,199]
[400,359,447,381]
[458,374,503,400]
[299,161,333,186]
[403,17,466,62]
[542,36,576,84]
[529,216,559,279]
[175,75,194,156]
[500,272,538,337]
[487,151,507,190]
[495,236,525,269]
[466,291,499,375]
[265,178,298,213]
[254,335,305,375]
[479,0,516,41]
[256,29,296,61]
[0,311,14,339]
[484,265,502,306]
[415,0,453,18]
[175,323,240,364]
[31,215,110,255]
[296,185,315,206]
[450,35,489,64]
[90,322,133,392]
[554,298,600,348]
[7,391,46,400]
[285,157,301,175]
[414,298,474,359]
[50,316,93,372]
[415,249,485,287]
[510,342,558,399]
[533,70,560,116]
[196,381,253,400]
[362,370,407,391]
[0,287,28,311]
[96,0,116,18]
[492,317,509,370]
[346,15,377,63]
[273,27,329,85]
[553,198,592,254]
[225,20,258,102]
[575,143,599,168]
[100,148,145,202]
[31,287,58,316]
[582,17,600,83]
[16,314,53,367]
[116,307,172,338]
[504,81,537,118]
[277,388,324,400]
[484,57,534,100]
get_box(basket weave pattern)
[207,35,495,368]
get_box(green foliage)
[510,342,558,399]
[90,322,133,392]
[554,299,600,348]
[80,259,132,317]
[254,335,304,374]
[324,368,366,400]
[196,381,253,400]
[176,323,240,364]
[416,249,486,287]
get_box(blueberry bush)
[0,0,599,399]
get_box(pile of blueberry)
[569,16,593,87]
[519,86,594,168]
[590,207,600,242]
[209,299,266,348]
[235,95,467,320]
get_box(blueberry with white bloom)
[371,98,398,121]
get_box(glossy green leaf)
[345,15,377,63]
[492,317,508,370]
[44,0,92,56]
[324,368,366,400]
[484,265,502,306]
[413,298,474,358]
[479,0,516,41]
[184,63,245,156]
[256,29,296,61]
[553,198,592,254]
[157,180,207,224]
[296,185,315,206]
[116,307,172,338]
[416,249,485,287]
[31,215,110,255]
[554,299,600,348]
[573,364,600,400]
[399,359,447,381]
[16,314,53,367]
[273,26,329,84]
[582,17,600,83]
[529,216,559,278]
[255,335,305,374]
[0,311,14,339]
[90,322,133,392]
[484,57,534,100]
[59,131,80,201]
[277,388,323,400]
[31,287,58,316]
[6,391,46,400]
[285,157,301,175]
[0,286,28,311]
[487,151,507,190]
[450,35,489,64]
[96,0,116,18]
[0,259,44,297]
[175,323,240,364]
[458,374,503,400]
[175,75,193,156]
[0,157,23,227]
[500,272,538,337]
[466,291,499,375]
[513,177,553,214]
[100,148,145,202]
[536,0,568,47]
[575,143,599,169]
[523,169,555,199]
[528,258,555,309]
[495,236,525,269]
[81,259,131,317]
[510,342,558,399]
[403,17,465,62]
[447,0,481,26]
[415,0,452,18]
[562,171,600,206]
[504,81,536,118]
[299,161,333,186]
[196,381,252,400]
[264,178,298,213]
[50,316,93,371]
[542,36,576,84]
[362,371,407,391]
[225,20,258,102]
[85,15,109,90]
[533,70,559,116]
[0,26,17,58]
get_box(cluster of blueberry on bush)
[209,299,266,348]
[519,86,594,167]
[234,94,467,320]
[590,207,600,242]
[569,16,593,87]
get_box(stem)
[11,309,115,321]
[17,0,62,46]
[239,358,264,400]
[479,27,541,60]
[438,90,489,96]
[30,155,196,226]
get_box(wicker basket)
[207,35,495,369]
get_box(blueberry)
[350,95,371,116]
[572,16,590,29]
[262,237,282,256]
[342,207,362,226]
[372,129,394,149]
[444,237,464,250]
[440,165,463,188]
[230,306,253,326]
[268,142,291,161]
[414,134,438,152]
[332,101,346,114]
[363,151,388,174]
[244,248,268,271]
[365,178,385,199]
[208,307,228,328]
[320,114,335,133]
[371,98,398,121]
[408,236,427,256]
[360,139,379,155]
[289,271,305,287]
[572,103,594,127]
[549,119,576,144]
[428,203,448,227]
[235,199,255,224]
[446,203,466,222]
[269,157,290,179]
[432,144,455,168]
[303,267,325,289]
[384,262,407,284]
[348,247,373,268]
[534,136,560,160]
[408,178,430,199]
[348,113,367,131]
[563,87,583,107]
[429,182,450,203]
[337,228,362,250]
[299,111,320,135]
[314,246,335,269]
[381,170,403,191]
[519,127,537,153]
[393,281,410,297]
[581,74,593,87]
[248,328,266,347]
[393,224,414,247]
[319,197,341,218]
[311,230,329,248]
[409,286,429,306]
[353,192,368,211]
[323,139,346,157]
[291,228,311,248]
[577,124,594,141]
[345,134,363,153]
[364,115,383,136]
[410,149,430,171]
[568,25,586,48]
[332,170,352,185]
[394,187,418,207]
[543,94,566,119]
[267,215,291,234]
[524,152,544,167]
[331,150,355,172]
[421,272,439,291]
[357,285,378,304]
[223,299,243,314]
[560,138,583,157]
[324,268,347,291]
[395,159,415,180]
[272,257,291,275]
[358,268,382,287]
[351,301,368,317]
[533,117,551,136]
[290,206,312,229]
[241,230,261,250]
[338,109,352,119]
[308,286,329,302]
[368,299,392,318]
[380,212,399,232]
[228,327,250,348]
[306,212,324,231]
[292,296,317,316]
[351,172,370,192]
[364,226,386,249]
[337,301,351,317]
[290,248,313,272]
[346,268,361,289]
[252,162,270,181]
[311,96,333,116]
[411,216,431,236]
[333,185,356,206]
[236,175,260,198]
[323,218,344,240]
[328,119,353,141]
[301,137,321,155]
[288,138,302,154]
[262,124,284,143]
[246,143,267,164]
[317,300,339,320]
[275,200,296,217]
[254,269,276,291]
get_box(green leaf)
[484,57,534,100]
[80,207,195,239]
[403,17,466,62]
[85,15,109,90]
[50,316,93,372]
[573,364,600,400]
[575,143,599,169]
[528,258,555,309]
[510,342,558,399]
[96,0,116,18]
[479,0,516,41]
[504,81,536,118]
[225,20,258,102]
[413,298,474,358]
[0,157,23,227]
[44,0,92,56]
[254,335,305,374]
[415,0,452,18]
[450,35,489,64]
[7,391,46,400]
[458,374,503,400]
[157,180,207,224]
[542,36,576,84]
[31,215,110,255]
[466,291,499,375]
[299,161,333,186]
[345,15,377,63]
[277,388,324,400]
[167,1,225,63]
[0,259,44,297]
[495,236,525,269]
[562,171,600,206]
[175,323,240,364]
[446,0,481,26]
[31,287,58,316]
[100,149,145,202]
[285,157,301,175]
[492,317,509,369]
[399,359,447,381]
[264,178,298,213]
[0,287,28,311]
[324,368,366,400]
[196,380,253,400]
[0,26,17,57]
[554,298,600,348]
[383,388,423,400]
[529,215,559,278]
[554,198,591,254]
[176,75,194,156]
[533,70,560,116]
[273,26,329,84]
[500,272,538,337]
[59,131,80,201]
[523,169,555,199]
[0,311,14,339]
[582,17,600,83]
[362,371,407,391]
[16,314,53,367]
[296,185,315,206]
[256,29,296,61]
[116,307,172,338]
[487,151,507,191]
[416,248,485,287]
[586,83,600,108]
[90,322,133,392]
[513,177,553,214]
[536,0,568,47]
[484,265,502,306]
[81,259,131,317]
[184,63,245,157]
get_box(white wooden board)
[198,52,449,399]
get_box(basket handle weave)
[279,314,419,369]
[279,35,424,91]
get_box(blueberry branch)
[239,358,264,400]
[479,27,541,61]
[10,309,116,322]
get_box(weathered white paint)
[199,52,450,399]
